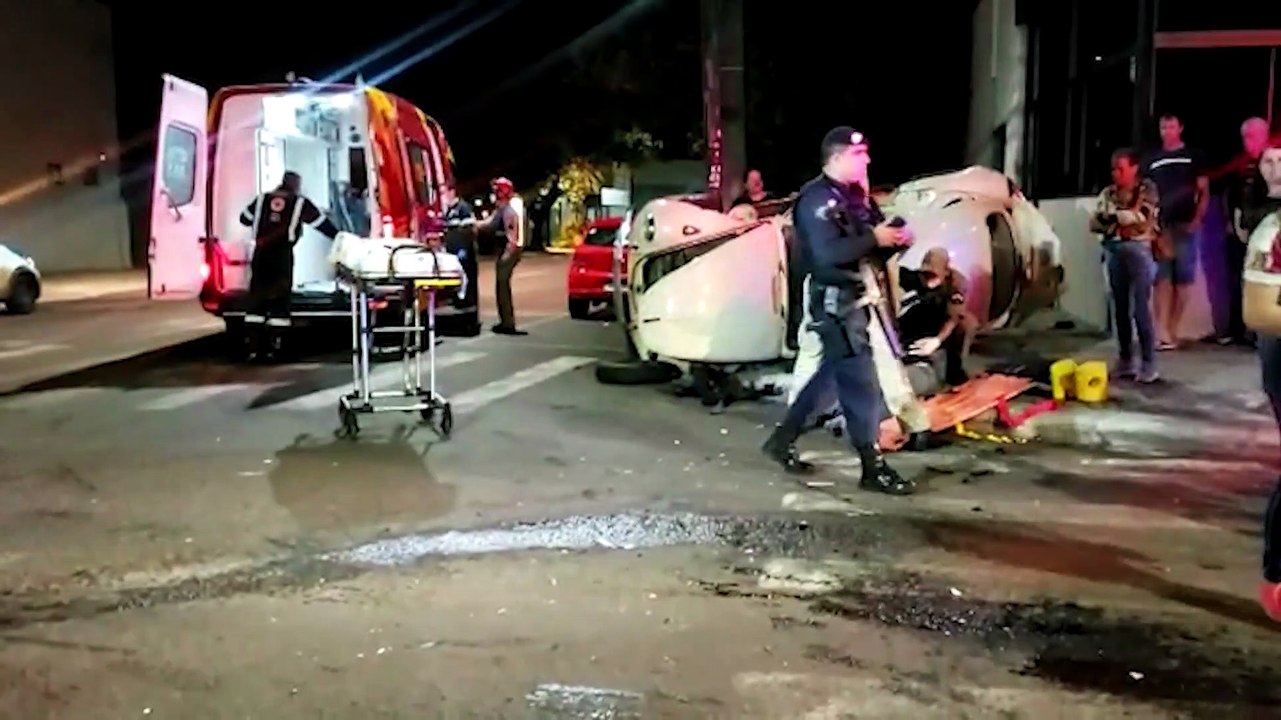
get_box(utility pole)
[1131,0,1157,147]
[700,0,745,211]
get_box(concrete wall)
[966,0,1027,182]
[1038,198,1110,330]
[0,0,131,272]
[1039,196,1215,342]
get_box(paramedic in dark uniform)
[898,247,970,387]
[441,181,481,336]
[238,171,338,359]
[482,177,528,335]
[761,127,915,495]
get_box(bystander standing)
[1143,114,1209,351]
[1092,148,1161,383]
[1220,117,1272,346]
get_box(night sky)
[108,0,976,198]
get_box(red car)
[567,216,628,319]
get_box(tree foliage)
[554,2,702,166]
[557,157,605,205]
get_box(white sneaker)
[1137,369,1160,384]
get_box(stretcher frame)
[334,245,463,439]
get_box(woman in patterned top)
[1089,147,1162,383]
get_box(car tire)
[568,298,591,320]
[5,272,38,314]
[594,359,681,385]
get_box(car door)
[148,74,208,298]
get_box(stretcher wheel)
[338,403,360,438]
[439,403,453,438]
[421,402,452,438]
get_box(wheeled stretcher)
[330,233,465,438]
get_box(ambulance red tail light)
[198,237,227,313]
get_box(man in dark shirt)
[1142,114,1209,350]
[897,247,969,387]
[1221,118,1273,345]
[441,182,480,335]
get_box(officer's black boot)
[246,323,266,363]
[266,329,284,362]
[856,445,916,495]
[762,423,814,475]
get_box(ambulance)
[147,74,480,351]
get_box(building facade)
[0,0,130,272]
[970,0,1281,199]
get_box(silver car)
[0,243,41,314]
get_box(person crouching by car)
[897,247,970,388]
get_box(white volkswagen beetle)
[0,243,41,314]
[596,166,1064,385]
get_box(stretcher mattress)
[329,232,464,281]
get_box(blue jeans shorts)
[1156,223,1197,286]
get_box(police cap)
[820,126,868,162]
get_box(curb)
[1022,404,1276,455]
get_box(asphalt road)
[1,254,1280,717]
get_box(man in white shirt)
[482,177,528,335]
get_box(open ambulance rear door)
[148,74,208,298]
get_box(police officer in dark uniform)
[762,127,915,495]
[238,171,338,360]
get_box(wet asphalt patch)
[706,558,1281,714]
[2,510,1279,715]
[0,512,900,632]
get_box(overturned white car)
[596,166,1064,387]
[0,243,41,315]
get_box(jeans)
[1105,241,1157,373]
[1259,335,1281,581]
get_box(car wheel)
[594,359,681,385]
[568,298,591,320]
[5,273,37,314]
